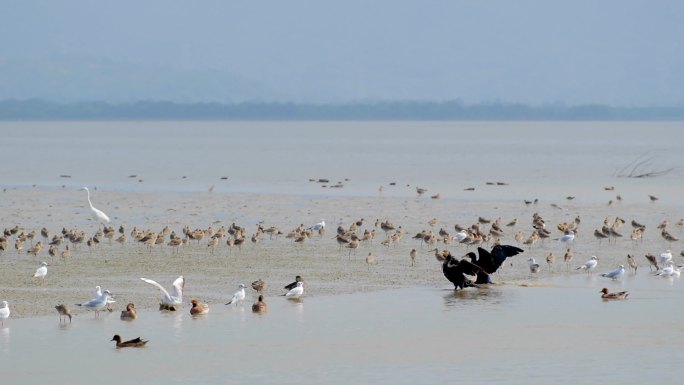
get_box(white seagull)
[656,262,680,278]
[528,258,540,273]
[33,261,49,282]
[658,250,673,265]
[600,265,625,280]
[225,284,247,306]
[0,301,9,327]
[284,281,304,299]
[81,187,111,224]
[453,230,469,242]
[95,285,116,309]
[140,275,184,309]
[310,220,325,231]
[559,230,575,246]
[576,256,598,274]
[76,290,112,318]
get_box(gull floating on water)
[76,290,112,318]
[656,262,680,278]
[140,275,184,310]
[225,284,246,306]
[600,265,625,280]
[284,281,304,299]
[658,250,673,265]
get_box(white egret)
[81,187,111,224]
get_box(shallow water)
[1,121,683,202]
[2,277,684,385]
[1,121,684,384]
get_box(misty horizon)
[2,1,683,107]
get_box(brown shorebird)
[644,253,659,271]
[365,252,376,270]
[627,254,638,274]
[563,248,574,271]
[410,248,417,266]
[546,252,555,271]
[55,304,72,323]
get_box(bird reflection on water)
[442,287,505,310]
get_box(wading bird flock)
[1,186,682,337]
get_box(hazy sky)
[2,1,683,105]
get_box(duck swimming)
[599,288,629,300]
[252,295,268,313]
[111,334,149,348]
[190,299,210,315]
[120,303,137,320]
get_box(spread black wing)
[442,254,483,290]
[473,245,524,284]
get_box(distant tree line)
[1,99,683,120]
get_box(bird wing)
[488,245,524,272]
[172,276,184,299]
[453,259,483,277]
[140,278,172,302]
[284,281,298,290]
[474,248,495,272]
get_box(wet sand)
[0,186,682,319]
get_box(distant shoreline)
[2,99,684,121]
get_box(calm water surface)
[1,276,684,385]
[1,121,682,203]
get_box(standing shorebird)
[33,261,49,284]
[627,254,638,274]
[528,258,540,274]
[251,279,266,294]
[55,304,72,323]
[576,256,598,275]
[365,252,376,271]
[546,252,555,272]
[225,284,246,306]
[81,187,111,225]
[563,248,574,271]
[410,248,417,267]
